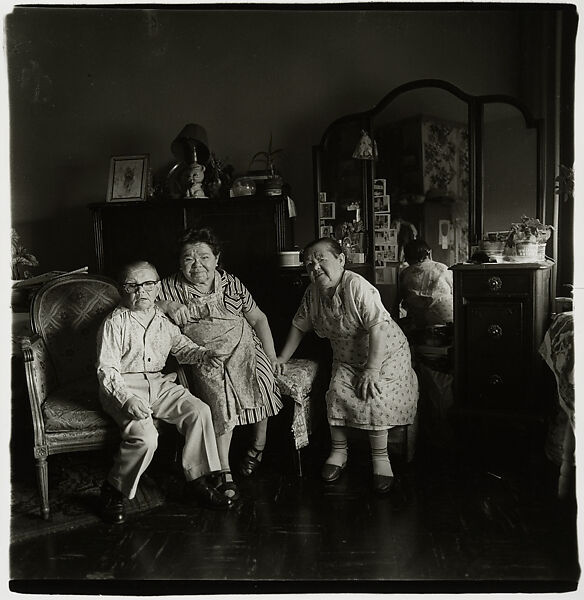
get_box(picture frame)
[320,225,334,238]
[373,194,390,212]
[106,154,150,202]
[375,230,398,245]
[318,202,336,220]
[373,178,386,196]
[373,213,391,231]
[319,191,327,202]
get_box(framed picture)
[319,191,327,202]
[373,194,390,212]
[106,154,149,202]
[320,225,334,237]
[374,213,391,231]
[373,178,386,196]
[318,202,336,220]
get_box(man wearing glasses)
[96,260,232,523]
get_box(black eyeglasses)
[122,280,159,294]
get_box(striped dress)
[159,270,282,427]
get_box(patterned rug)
[11,451,167,544]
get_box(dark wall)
[7,7,560,274]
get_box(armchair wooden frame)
[21,273,121,520]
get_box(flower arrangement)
[505,215,553,247]
[204,152,234,199]
[11,228,39,279]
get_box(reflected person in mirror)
[276,238,418,495]
[399,239,454,340]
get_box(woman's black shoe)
[209,470,240,502]
[238,447,263,477]
[100,481,126,524]
[373,474,394,496]
[187,477,233,510]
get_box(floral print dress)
[293,270,418,430]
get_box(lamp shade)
[352,129,378,160]
[171,123,210,165]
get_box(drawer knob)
[488,374,503,386]
[291,278,303,288]
[487,276,503,291]
[487,324,503,339]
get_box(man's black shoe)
[100,481,126,524]
[187,477,233,510]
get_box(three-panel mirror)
[316,79,543,267]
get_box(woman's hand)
[123,396,153,420]
[167,302,191,327]
[358,368,382,400]
[274,357,287,375]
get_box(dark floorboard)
[9,407,580,594]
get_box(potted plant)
[249,134,284,196]
[505,215,553,261]
[11,228,38,280]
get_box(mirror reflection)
[372,88,470,266]
[482,102,537,234]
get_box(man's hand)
[202,349,224,369]
[122,396,152,420]
[357,368,383,400]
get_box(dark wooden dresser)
[88,195,303,350]
[451,262,553,421]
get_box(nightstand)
[451,261,553,419]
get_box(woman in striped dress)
[157,228,282,500]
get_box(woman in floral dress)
[157,228,282,500]
[276,237,418,495]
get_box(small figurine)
[166,123,210,199]
[183,159,206,198]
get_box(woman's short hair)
[177,228,222,257]
[404,239,431,264]
[302,237,344,260]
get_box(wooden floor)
[9,404,580,595]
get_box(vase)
[230,177,256,197]
[480,240,505,262]
[514,241,539,262]
[537,242,547,261]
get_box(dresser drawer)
[466,301,524,357]
[467,357,529,410]
[460,272,531,296]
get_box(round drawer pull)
[487,324,503,339]
[488,374,503,386]
[291,278,303,287]
[487,276,503,291]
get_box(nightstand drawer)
[467,358,528,409]
[461,272,531,295]
[466,302,524,357]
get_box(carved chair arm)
[21,334,58,447]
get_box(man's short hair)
[117,260,159,284]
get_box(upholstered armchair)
[20,273,122,520]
